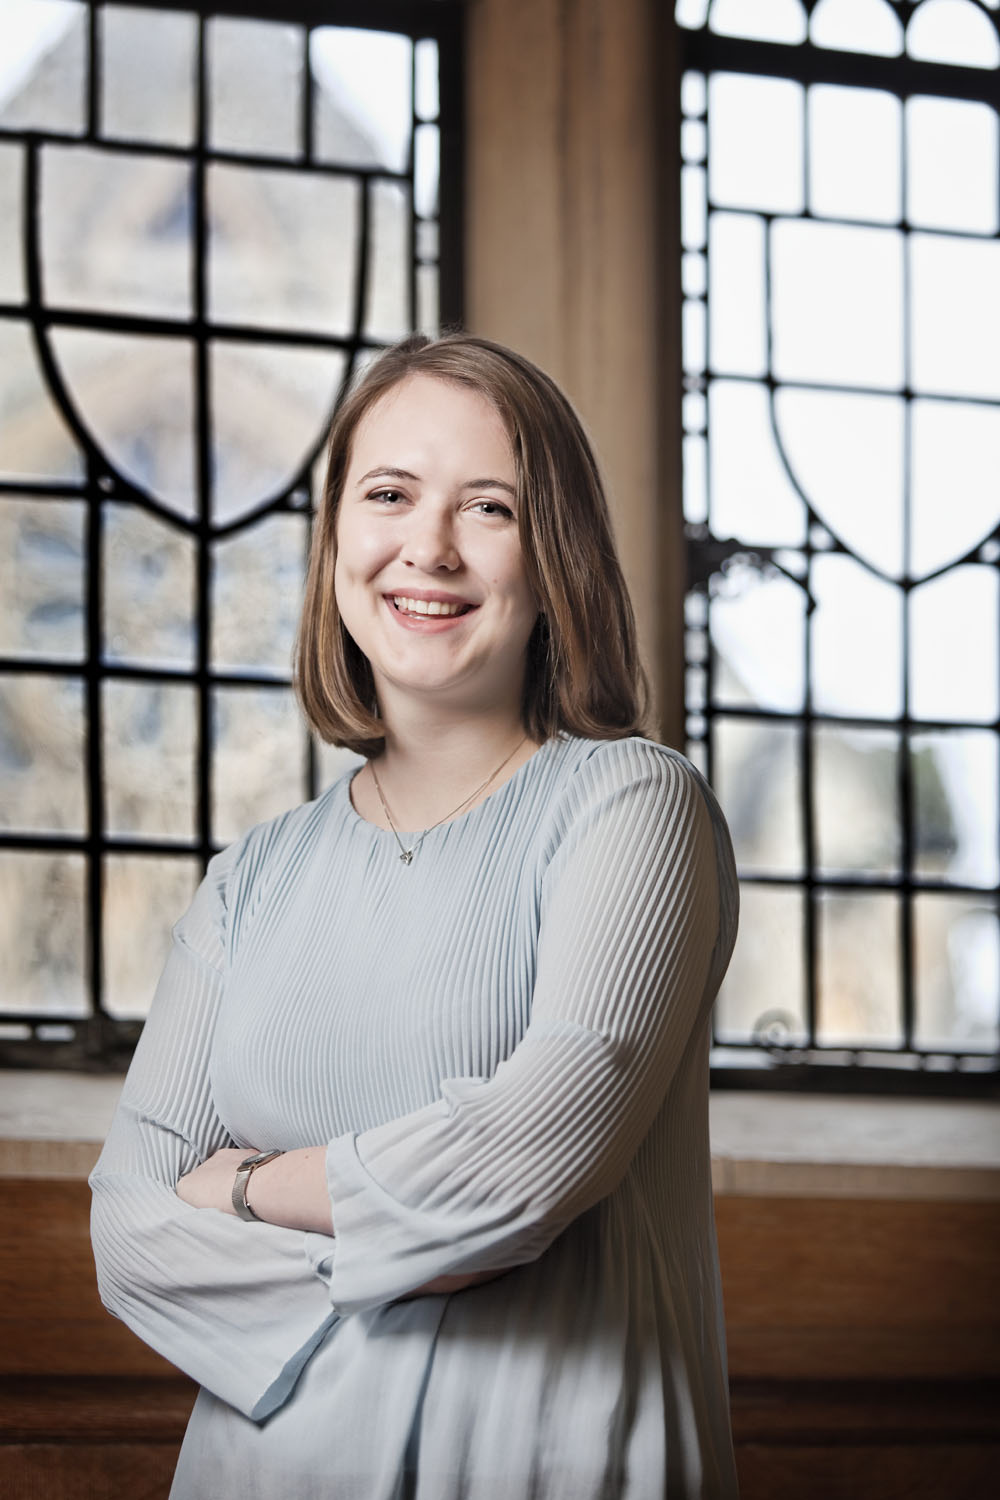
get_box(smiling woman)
[333,375,539,746]
[90,333,741,1499]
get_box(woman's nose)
[400,509,460,572]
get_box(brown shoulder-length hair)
[295,333,648,756]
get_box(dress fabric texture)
[90,734,740,1499]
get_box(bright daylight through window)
[0,0,459,1063]
[678,0,1000,1089]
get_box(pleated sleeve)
[317,742,736,1314]
[89,841,337,1421]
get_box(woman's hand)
[178,1150,505,1297]
[176,1148,252,1215]
[176,1145,334,1234]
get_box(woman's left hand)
[176,1147,254,1215]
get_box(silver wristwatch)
[232,1148,284,1222]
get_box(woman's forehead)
[348,374,515,473]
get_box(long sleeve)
[317,742,737,1314]
[89,843,337,1421]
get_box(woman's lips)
[383,594,478,631]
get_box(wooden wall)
[1,1176,998,1499]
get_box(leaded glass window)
[0,0,462,1063]
[677,0,1000,1091]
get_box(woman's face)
[334,374,539,721]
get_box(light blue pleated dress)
[90,735,740,1498]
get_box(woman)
[90,333,740,1498]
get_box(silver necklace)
[368,737,528,865]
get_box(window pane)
[42,146,193,318]
[910,234,1000,400]
[907,96,998,235]
[708,381,806,544]
[51,329,197,516]
[710,570,806,712]
[714,716,803,876]
[815,727,900,877]
[208,17,302,158]
[416,262,438,337]
[710,0,807,44]
[311,28,413,173]
[103,855,199,1019]
[812,554,903,717]
[771,221,904,387]
[817,890,902,1046]
[716,884,807,1042]
[681,165,707,249]
[682,249,706,298]
[906,0,1000,69]
[212,514,306,675]
[912,731,999,888]
[210,343,346,525]
[0,144,25,303]
[101,5,197,146]
[808,85,901,224]
[414,122,439,221]
[365,179,410,342]
[0,850,87,1016]
[810,0,904,56]
[0,674,85,833]
[103,680,196,840]
[682,434,707,523]
[212,687,304,843]
[909,566,999,724]
[683,298,706,376]
[914,894,999,1053]
[708,214,766,376]
[681,70,707,118]
[414,39,439,121]
[0,1,86,135]
[0,321,84,483]
[776,388,904,577]
[208,165,361,335]
[0,497,85,660]
[709,73,804,213]
[102,502,196,670]
[911,400,1000,579]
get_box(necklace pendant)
[400,849,413,865]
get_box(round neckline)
[340,736,556,844]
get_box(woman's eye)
[370,489,404,505]
[470,500,514,519]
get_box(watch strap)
[232,1149,284,1222]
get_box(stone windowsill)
[0,1071,998,1201]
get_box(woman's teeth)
[392,596,469,617]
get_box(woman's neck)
[366,704,540,832]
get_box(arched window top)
[708,0,808,44]
[677,0,1000,70]
[810,0,904,57]
[907,0,1000,69]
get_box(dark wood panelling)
[715,1195,1000,1380]
[734,1443,998,1500]
[0,1180,172,1378]
[3,1178,1000,1500]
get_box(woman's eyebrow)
[356,466,421,487]
[461,478,517,497]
